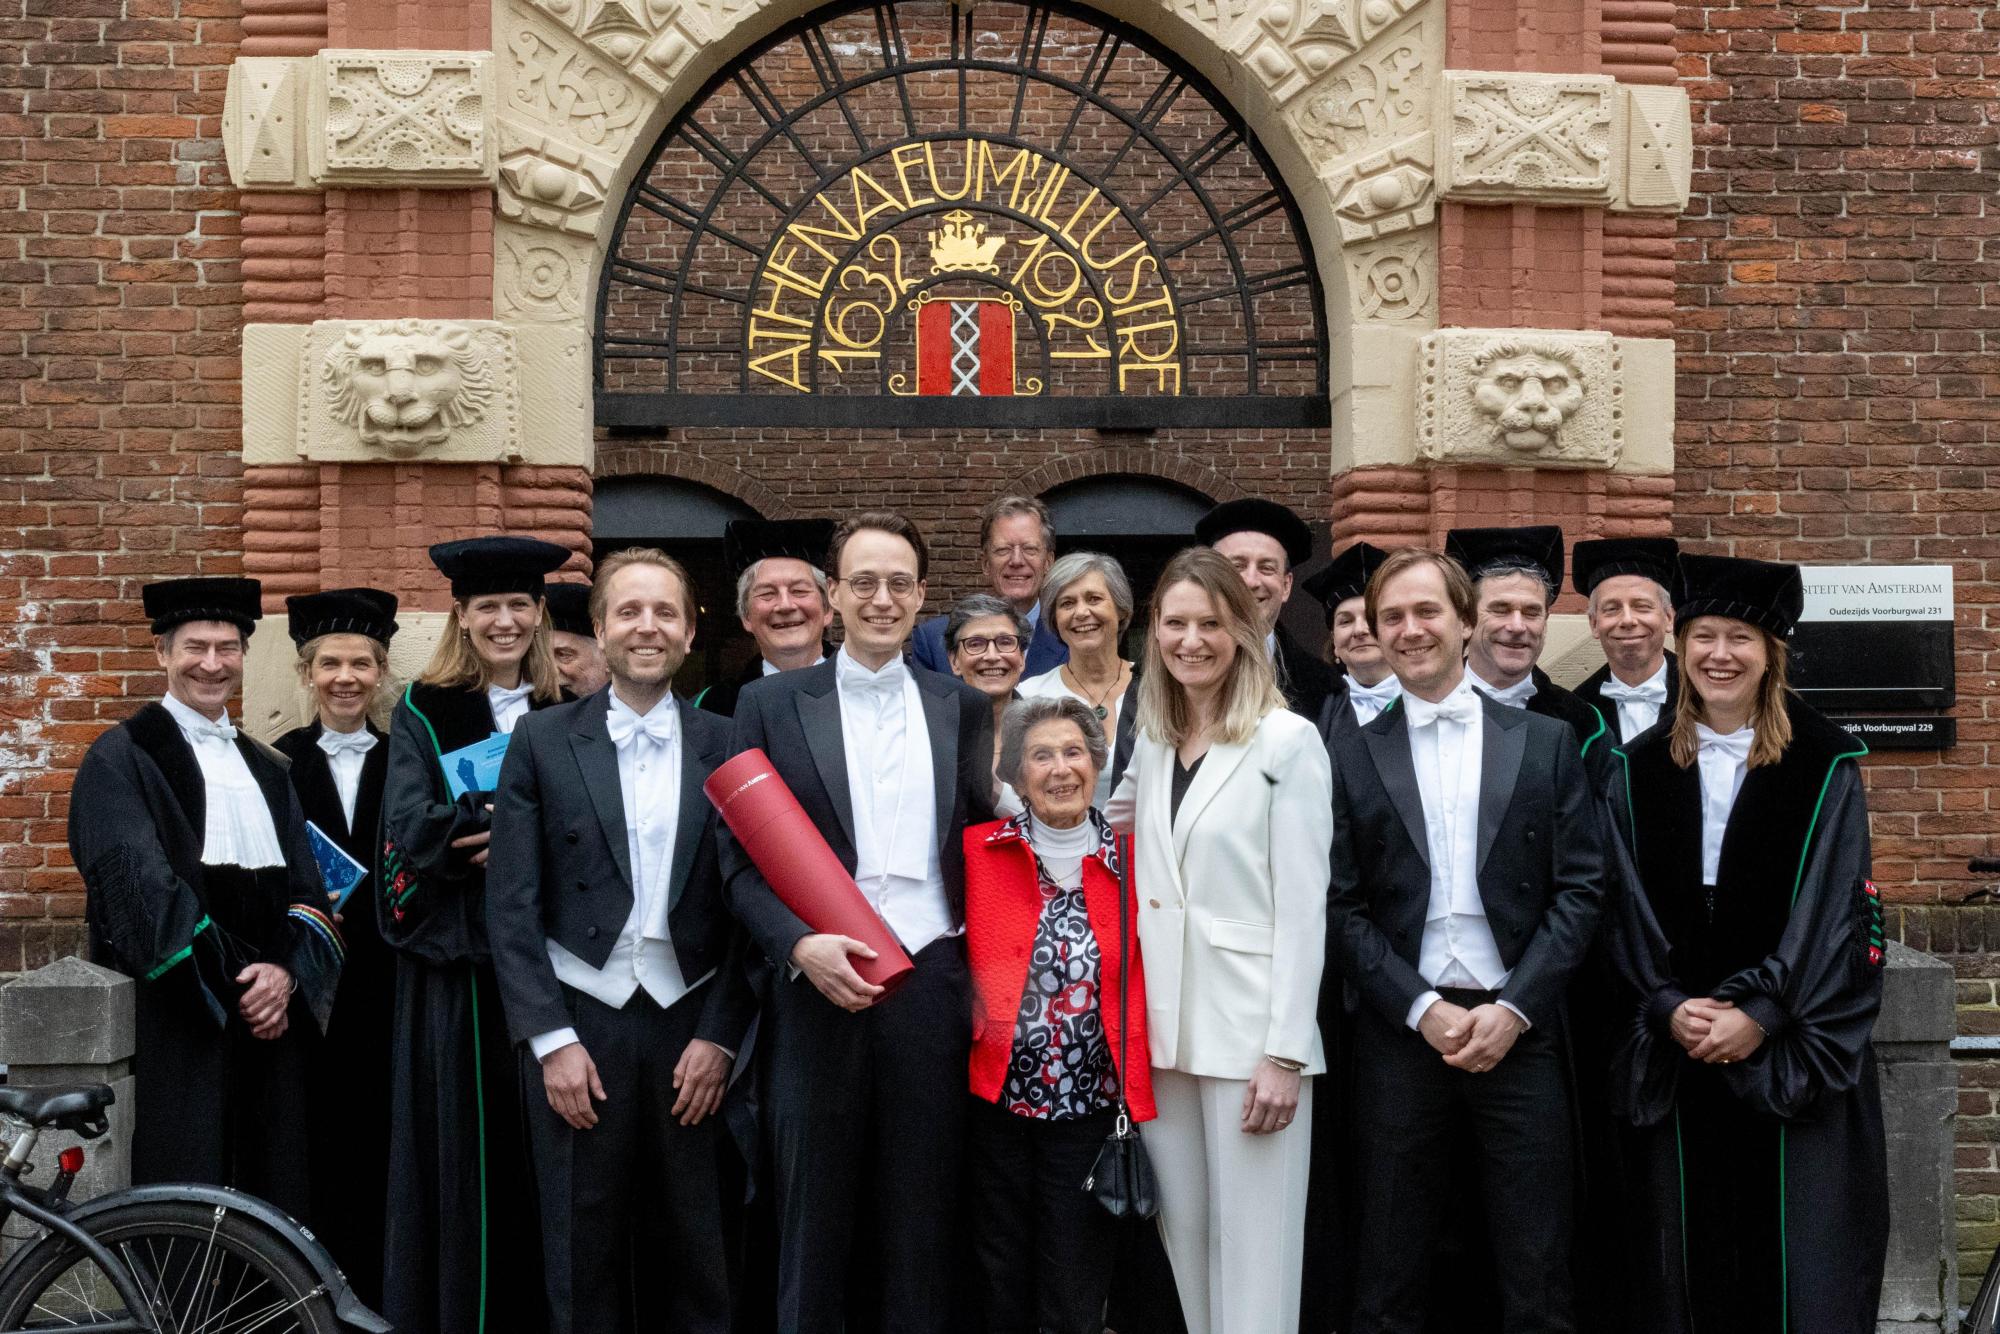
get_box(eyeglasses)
[840,573,920,600]
[956,634,1022,655]
[986,544,1046,563]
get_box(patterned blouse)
[1000,812,1121,1121]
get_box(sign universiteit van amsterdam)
[1792,564,1956,747]
[594,0,1329,429]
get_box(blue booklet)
[305,821,368,912]
[439,732,511,800]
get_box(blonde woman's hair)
[1136,546,1286,747]
[1668,620,1793,769]
[294,632,395,729]
[420,594,563,700]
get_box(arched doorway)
[590,474,759,695]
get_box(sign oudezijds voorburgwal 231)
[1793,564,1955,749]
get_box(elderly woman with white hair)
[1018,551,1136,806]
[962,694,1155,1334]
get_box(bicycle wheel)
[0,1197,341,1333]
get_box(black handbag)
[1085,833,1158,1220]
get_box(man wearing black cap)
[1572,537,1680,743]
[381,534,571,1334]
[275,586,400,1305]
[699,518,837,718]
[68,577,343,1219]
[1303,539,1400,745]
[1197,497,1339,720]
[1445,525,1610,777]
[547,580,610,697]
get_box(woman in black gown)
[1606,553,1888,1334]
[378,537,571,1334]
[274,587,399,1307]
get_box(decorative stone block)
[1416,327,1621,468]
[1613,84,1693,213]
[310,50,495,187]
[1343,231,1436,325]
[1439,71,1616,203]
[222,57,312,189]
[496,223,593,322]
[241,320,592,468]
[1323,133,1434,241]
[497,117,618,236]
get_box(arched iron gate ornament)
[596,0,1331,429]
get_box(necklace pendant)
[1094,704,1108,720]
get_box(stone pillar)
[1876,942,1958,1332]
[0,958,136,1255]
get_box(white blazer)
[1105,707,1332,1080]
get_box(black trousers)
[765,935,971,1334]
[522,984,732,1334]
[1348,998,1576,1334]
[967,1098,1118,1334]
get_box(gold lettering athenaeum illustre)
[744,138,1182,394]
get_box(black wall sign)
[1790,564,1954,711]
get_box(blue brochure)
[305,821,368,912]
[440,732,511,800]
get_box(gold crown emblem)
[927,209,1006,275]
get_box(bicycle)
[0,1082,391,1333]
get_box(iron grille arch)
[596,0,1331,428]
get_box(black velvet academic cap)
[145,577,262,637]
[285,587,399,648]
[426,536,571,601]
[1194,498,1314,569]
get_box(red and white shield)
[915,297,1016,396]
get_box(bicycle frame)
[0,1122,160,1333]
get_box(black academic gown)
[1574,652,1681,744]
[275,720,392,1307]
[1274,622,1338,720]
[1526,666,1612,784]
[379,681,560,1334]
[68,703,342,1222]
[1605,698,1887,1334]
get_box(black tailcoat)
[274,719,391,1306]
[1573,651,1680,744]
[718,657,995,1334]
[1274,622,1338,721]
[1605,697,1887,1334]
[1524,666,1612,786]
[69,703,341,1220]
[379,681,559,1334]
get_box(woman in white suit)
[1105,545,1333,1334]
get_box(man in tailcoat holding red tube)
[717,511,997,1334]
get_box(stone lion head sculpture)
[322,319,494,456]
[1469,340,1587,453]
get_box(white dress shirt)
[316,725,376,829]
[1401,678,1522,1030]
[487,681,534,734]
[530,692,710,1060]
[162,692,285,869]
[761,653,826,677]
[1466,666,1537,709]
[1345,674,1403,726]
[837,647,953,955]
[1599,661,1670,741]
[1695,723,1755,886]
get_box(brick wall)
[1669,0,1997,1295]
[0,0,245,970]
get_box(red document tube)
[704,748,915,995]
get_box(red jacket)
[962,815,1155,1122]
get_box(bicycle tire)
[0,1196,342,1333]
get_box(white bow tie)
[317,728,375,757]
[489,683,533,706]
[1470,674,1536,708]
[1346,676,1402,708]
[1405,690,1482,729]
[606,710,675,748]
[841,660,906,700]
[1696,724,1754,763]
[187,716,237,744]
[1600,678,1668,705]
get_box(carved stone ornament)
[496,223,590,321]
[305,319,521,462]
[1615,84,1693,213]
[1166,0,1428,107]
[311,51,495,187]
[497,117,616,235]
[519,0,716,95]
[1324,133,1433,241]
[1416,328,1622,468]
[222,58,311,189]
[1345,233,1435,324]
[1440,71,1615,203]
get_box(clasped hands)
[1670,997,1765,1064]
[1418,1000,1524,1073]
[236,962,292,1040]
[449,800,497,867]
